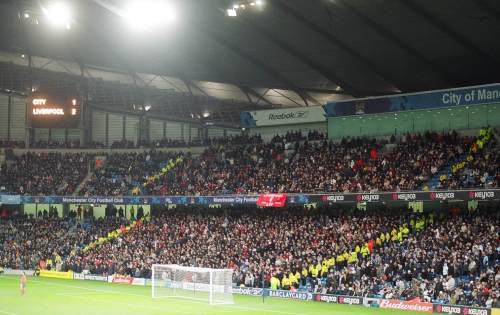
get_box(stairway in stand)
[73,162,94,195]
[423,154,467,190]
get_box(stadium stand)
[0,152,89,195]
[74,130,498,196]
[0,214,128,271]
[1,204,497,307]
[1,129,498,196]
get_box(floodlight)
[42,2,72,29]
[227,8,237,17]
[124,0,176,31]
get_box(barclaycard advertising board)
[240,106,326,127]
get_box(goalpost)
[151,264,234,305]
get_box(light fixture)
[42,2,72,29]
[202,112,210,118]
[144,104,152,111]
[24,13,30,18]
[21,54,25,58]
[227,1,264,17]
[123,0,176,31]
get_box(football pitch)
[0,276,424,315]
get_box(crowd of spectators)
[271,130,326,143]
[0,152,90,195]
[439,136,499,190]
[0,215,127,271]
[30,140,82,149]
[1,130,498,196]
[134,131,480,195]
[64,204,498,307]
[79,151,183,196]
[0,140,25,148]
[132,134,263,149]
[0,140,82,149]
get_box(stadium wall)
[90,109,239,145]
[0,92,26,141]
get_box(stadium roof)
[1,0,500,117]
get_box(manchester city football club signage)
[1,189,498,206]
[325,83,500,117]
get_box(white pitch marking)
[4,277,306,315]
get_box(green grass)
[0,276,425,315]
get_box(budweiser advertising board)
[379,299,433,313]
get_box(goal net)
[151,264,234,305]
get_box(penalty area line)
[29,278,149,298]
[56,294,197,315]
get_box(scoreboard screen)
[29,94,80,128]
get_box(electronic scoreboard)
[29,93,80,128]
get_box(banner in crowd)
[433,304,491,315]
[325,83,500,117]
[257,193,288,208]
[240,106,326,127]
[40,270,74,280]
[1,188,498,206]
